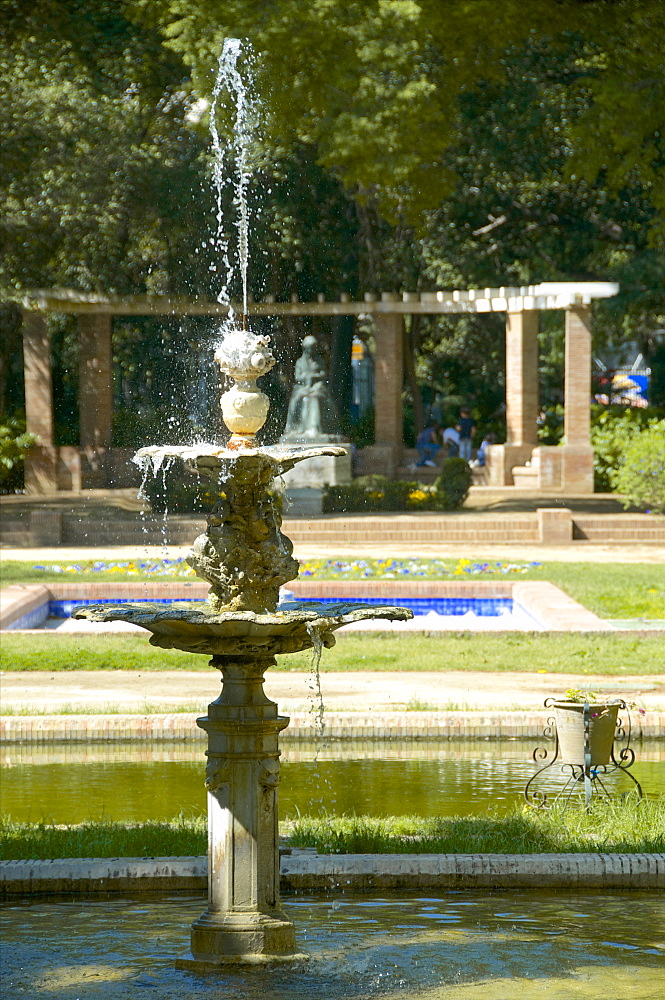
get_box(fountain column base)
[177,911,307,969]
[180,654,306,967]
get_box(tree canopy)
[2,0,665,437]
[139,0,665,239]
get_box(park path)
[2,541,664,563]
[3,669,663,714]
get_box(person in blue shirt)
[456,408,476,462]
[474,432,496,467]
[416,423,441,467]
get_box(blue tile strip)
[48,598,206,619]
[287,596,514,617]
[5,603,51,630]
[48,596,514,619]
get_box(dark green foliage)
[433,458,472,511]
[590,405,665,491]
[0,417,37,493]
[614,422,665,513]
[323,476,422,514]
[322,463,470,514]
[4,0,665,444]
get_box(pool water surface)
[2,741,662,824]
[2,891,663,999]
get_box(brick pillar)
[22,310,57,493]
[366,307,404,477]
[79,314,113,448]
[487,310,539,486]
[562,306,594,491]
[506,310,539,447]
[564,306,591,446]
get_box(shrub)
[614,422,665,513]
[0,417,37,493]
[590,405,664,491]
[322,460,471,513]
[433,457,472,510]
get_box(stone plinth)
[485,443,533,487]
[283,488,323,516]
[533,445,594,493]
[537,507,573,544]
[278,448,351,489]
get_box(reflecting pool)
[2,740,663,824]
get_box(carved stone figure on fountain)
[281,335,343,443]
[187,461,299,614]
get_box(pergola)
[18,280,618,494]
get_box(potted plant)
[546,690,622,766]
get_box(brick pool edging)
[1,852,663,895]
[2,710,664,742]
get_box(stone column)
[562,306,594,491]
[78,314,113,448]
[178,655,305,969]
[486,310,539,486]
[22,310,57,493]
[364,302,404,476]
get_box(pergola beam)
[16,282,619,317]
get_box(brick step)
[575,528,665,541]
[0,530,31,546]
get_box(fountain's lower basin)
[2,891,663,999]
[72,601,413,654]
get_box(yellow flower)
[408,489,427,503]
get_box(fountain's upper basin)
[73,601,413,656]
[134,443,347,479]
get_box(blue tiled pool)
[6,595,540,630]
[284,596,514,616]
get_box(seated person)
[442,425,460,458]
[474,432,497,467]
[416,423,441,467]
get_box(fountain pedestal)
[177,654,306,968]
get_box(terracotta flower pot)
[550,700,620,766]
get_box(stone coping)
[2,852,662,895]
[2,710,663,742]
[1,579,615,632]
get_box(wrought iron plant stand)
[524,698,642,810]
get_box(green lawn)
[1,631,663,674]
[2,799,662,859]
[2,558,664,618]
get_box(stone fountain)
[73,325,412,968]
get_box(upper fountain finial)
[214,327,276,448]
